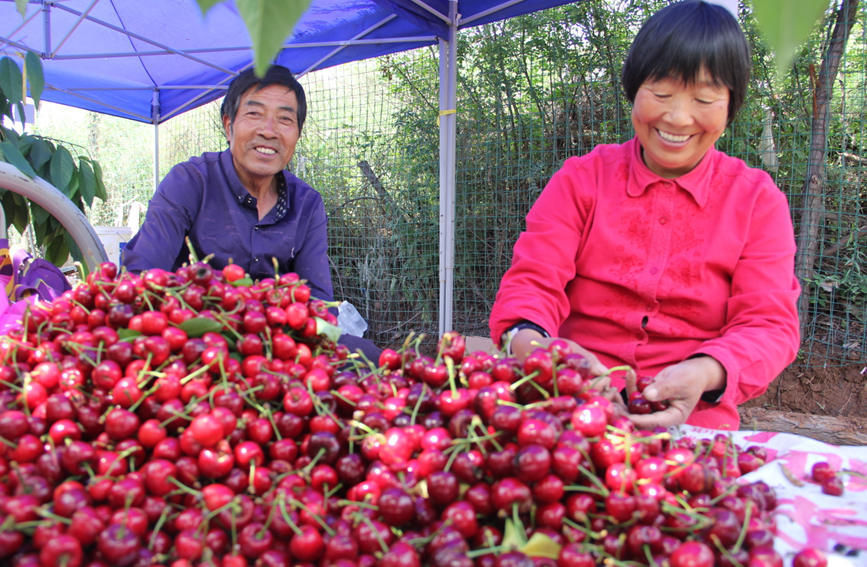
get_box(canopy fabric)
[0,0,573,124]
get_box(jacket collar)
[626,136,716,208]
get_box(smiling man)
[123,65,381,360]
[122,66,331,300]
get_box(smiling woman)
[488,0,800,433]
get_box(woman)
[488,0,800,430]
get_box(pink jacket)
[490,137,800,430]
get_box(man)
[123,65,380,359]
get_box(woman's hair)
[622,0,751,124]
[221,65,307,133]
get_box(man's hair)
[220,65,307,133]
[621,0,751,125]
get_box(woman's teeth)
[658,130,689,143]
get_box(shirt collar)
[221,149,288,221]
[626,136,716,208]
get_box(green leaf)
[78,158,96,206]
[24,51,44,108]
[118,328,142,341]
[179,317,225,337]
[0,57,24,108]
[31,203,49,226]
[235,0,312,76]
[0,140,37,177]
[16,134,35,154]
[65,173,80,200]
[49,146,75,191]
[7,194,28,233]
[751,0,829,80]
[229,276,254,287]
[27,139,53,170]
[45,233,70,267]
[501,518,524,550]
[196,0,225,13]
[90,159,108,200]
[521,532,561,559]
[15,0,27,17]
[314,316,342,343]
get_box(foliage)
[0,54,107,266]
[196,0,312,77]
[751,0,834,80]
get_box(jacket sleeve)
[121,164,201,273]
[290,192,334,303]
[489,158,594,345]
[692,185,801,405]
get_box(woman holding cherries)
[489,0,800,431]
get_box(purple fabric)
[0,239,71,335]
[121,149,334,302]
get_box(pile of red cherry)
[0,263,831,566]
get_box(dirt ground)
[743,362,867,416]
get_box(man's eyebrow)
[242,99,296,114]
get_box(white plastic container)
[93,225,133,268]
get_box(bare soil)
[743,362,867,418]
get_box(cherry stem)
[277,498,301,535]
[149,505,172,551]
[508,369,540,391]
[358,514,390,554]
[37,509,72,525]
[167,476,202,498]
[291,498,336,537]
[466,545,507,558]
[732,498,753,553]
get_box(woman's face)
[632,67,729,178]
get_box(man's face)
[223,84,301,188]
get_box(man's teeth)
[256,147,277,155]
[658,130,689,143]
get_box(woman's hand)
[509,329,627,410]
[626,356,726,429]
[509,329,608,375]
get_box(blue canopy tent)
[0,0,575,334]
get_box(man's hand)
[627,356,726,429]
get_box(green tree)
[0,54,107,266]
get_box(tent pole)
[152,90,160,193]
[437,0,458,337]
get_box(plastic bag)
[337,300,368,337]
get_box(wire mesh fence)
[155,0,865,367]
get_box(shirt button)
[254,226,259,231]
[253,257,259,263]
[659,217,668,225]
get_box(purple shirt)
[122,149,334,302]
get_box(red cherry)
[811,461,837,483]
[793,548,828,567]
[670,541,714,567]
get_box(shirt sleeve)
[692,184,801,406]
[121,163,202,273]
[291,192,334,303]
[489,157,593,345]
